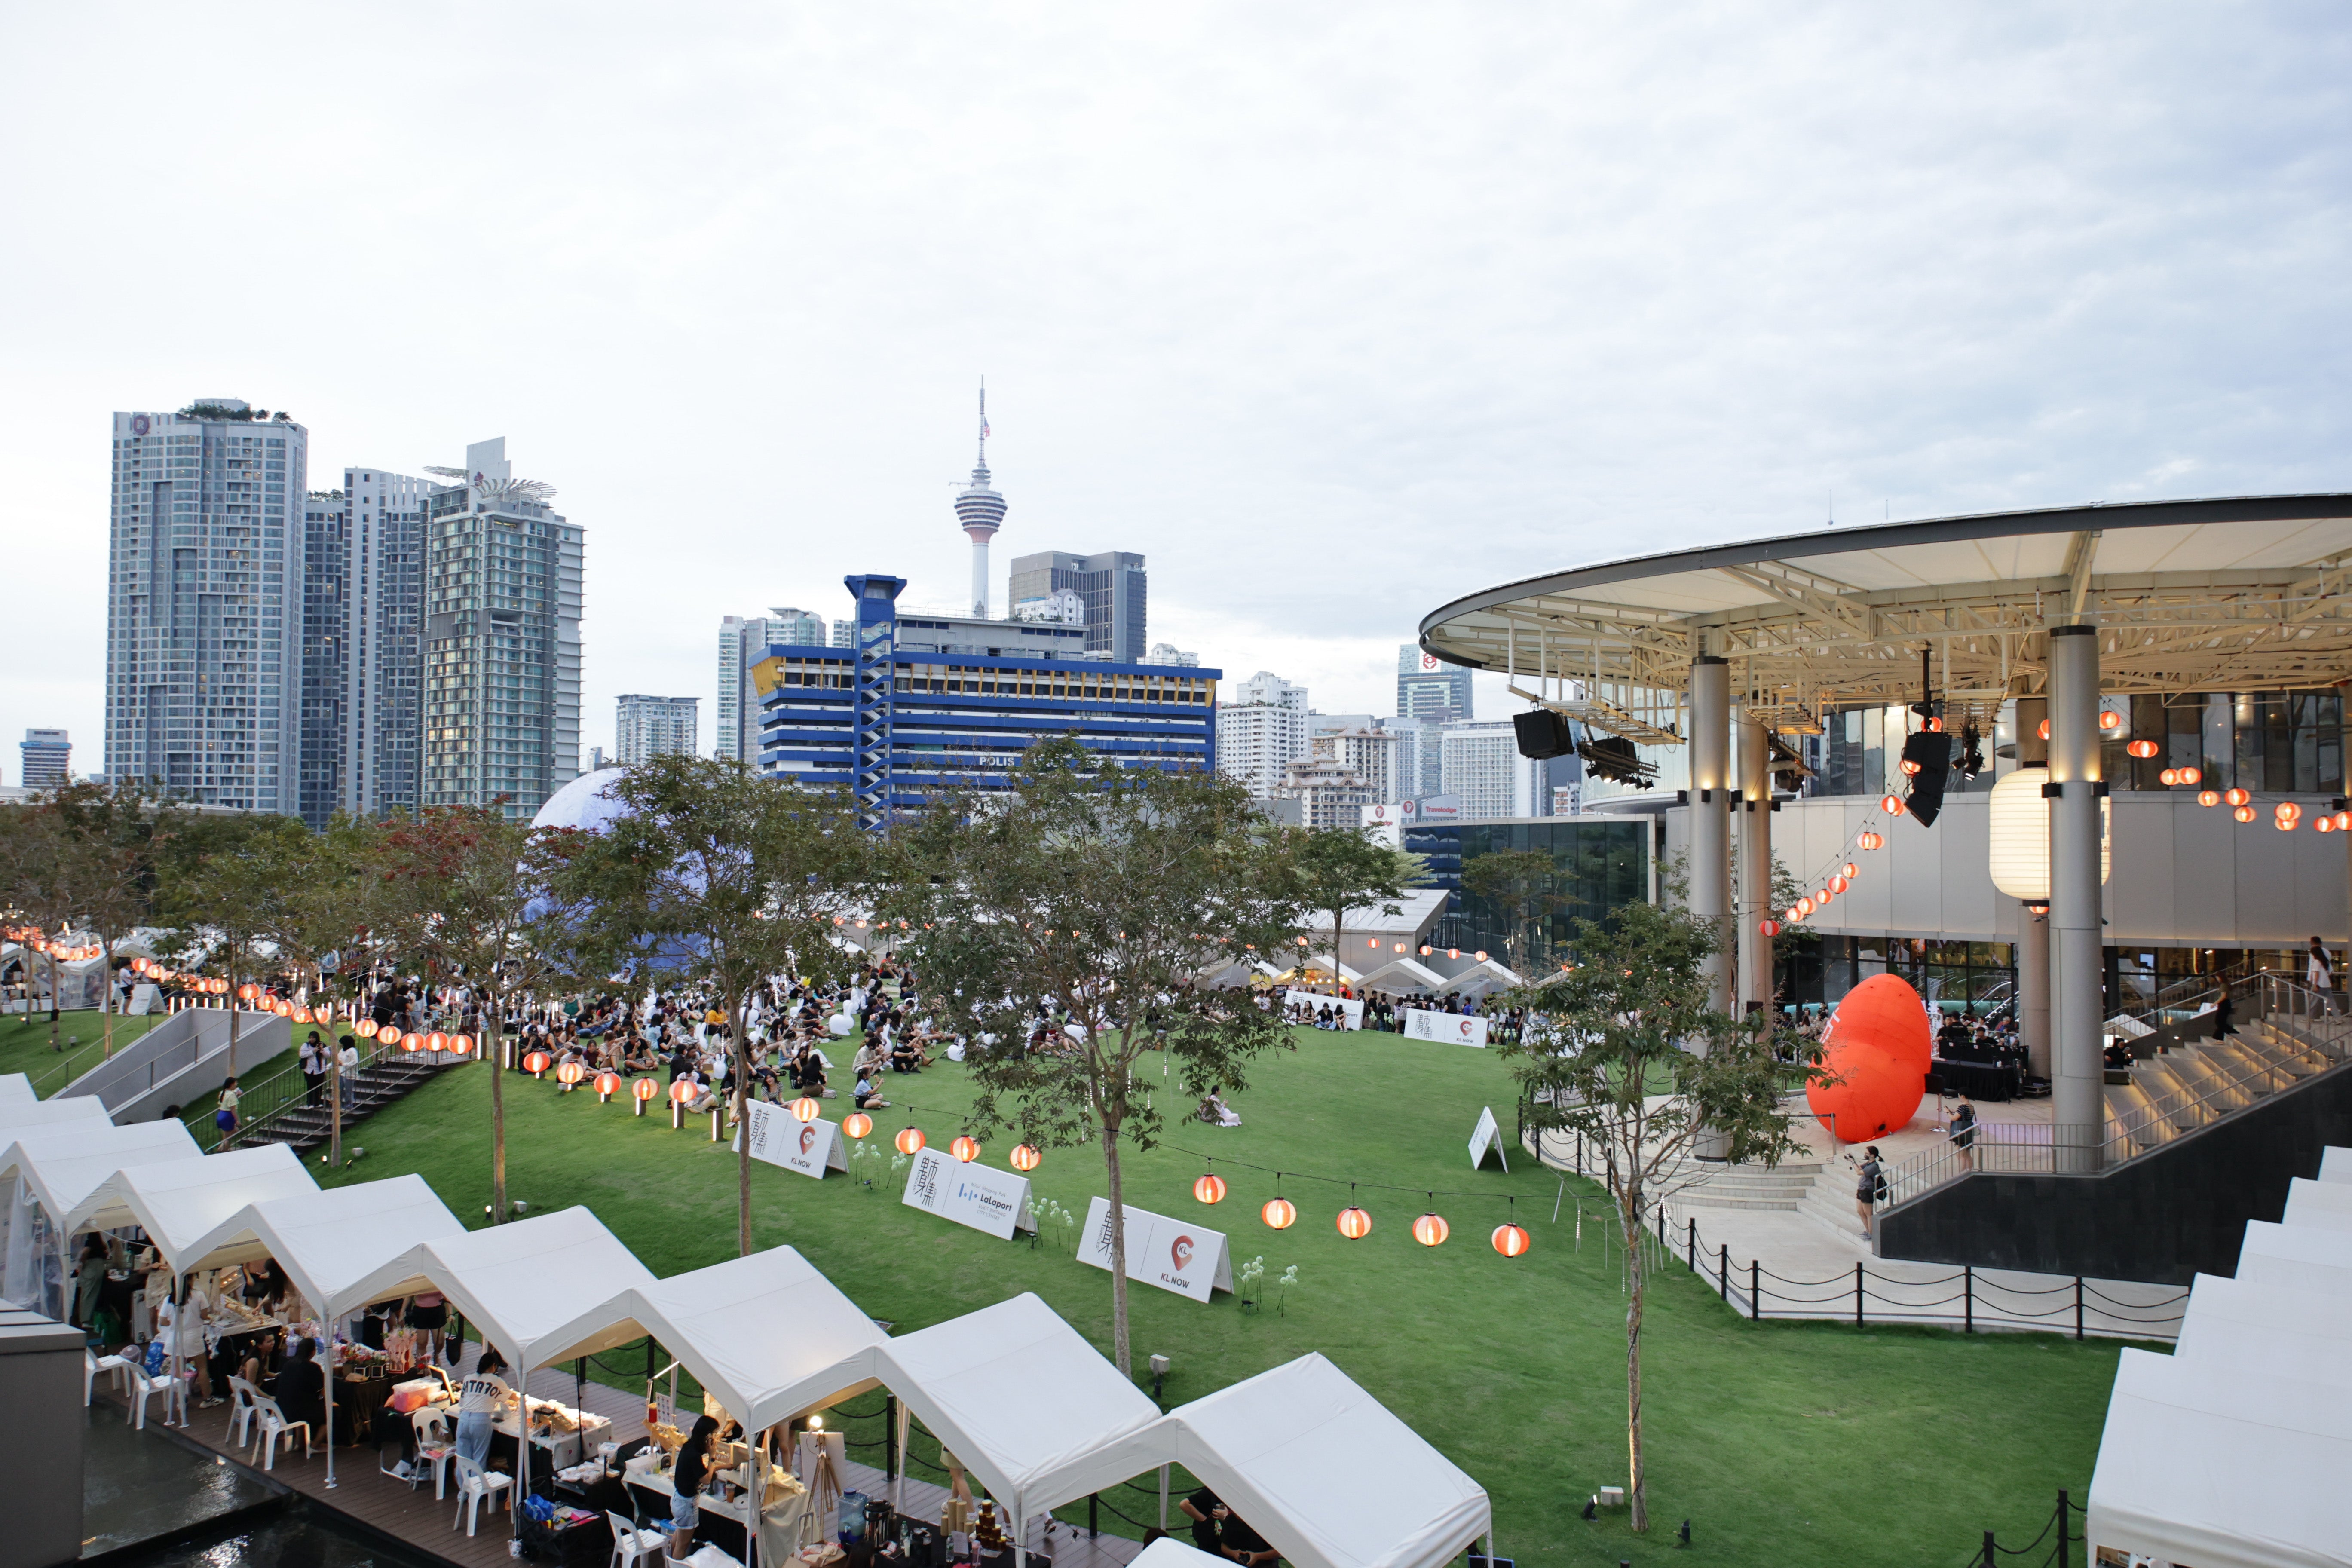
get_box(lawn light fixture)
[594,1072,621,1100]
[555,1060,585,1087]
[668,1078,697,1104]
[523,1050,551,1076]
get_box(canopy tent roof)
[541,1246,890,1435]
[877,1293,1161,1525]
[1443,959,1524,1000]
[206,1176,466,1323]
[2177,1273,2352,1363]
[1032,1353,1490,1568]
[68,1143,317,1274]
[1418,494,2352,744]
[0,1073,33,1105]
[1131,1541,1228,1568]
[1352,957,1449,995]
[0,1094,110,1134]
[340,1206,655,1372]
[2323,1146,2352,1183]
[0,1120,199,1223]
[1300,891,1452,946]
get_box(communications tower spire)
[954,380,1005,618]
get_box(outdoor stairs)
[236,1054,456,1152]
[2116,1020,2336,1155]
[1657,1157,1826,1214]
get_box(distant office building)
[105,401,308,812]
[1142,643,1198,666]
[831,619,855,649]
[1311,727,1402,805]
[753,574,1217,827]
[1272,756,1375,830]
[588,746,609,772]
[298,466,438,827]
[1009,550,1147,664]
[19,730,70,790]
[421,439,583,818]
[617,695,698,763]
[1215,671,1312,797]
[717,608,827,761]
[1440,719,1538,820]
[1399,644,1473,723]
[1384,714,1442,800]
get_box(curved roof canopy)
[1418,495,2352,740]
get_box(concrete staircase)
[2114,1019,2337,1153]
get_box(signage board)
[1283,993,1363,1030]
[900,1146,1035,1239]
[1076,1196,1233,1303]
[1468,1106,1509,1170]
[1362,800,1419,826]
[734,1100,848,1180]
[1403,1008,1490,1047]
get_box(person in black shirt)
[273,1337,325,1434]
[1178,1487,1225,1554]
[1217,1510,1278,1566]
[669,1413,721,1559]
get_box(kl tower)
[954,382,1005,618]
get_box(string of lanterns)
[1179,1152,1533,1257]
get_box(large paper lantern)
[896,1127,926,1155]
[450,1034,474,1055]
[523,1050,551,1075]
[356,1019,379,1039]
[555,1060,585,1086]
[1805,973,1931,1142]
[427,1031,448,1052]
[1008,1144,1040,1170]
[594,1072,622,1097]
[843,1113,874,1140]
[1261,1197,1297,1230]
[1412,1212,1450,1247]
[1336,1205,1373,1240]
[1988,767,2109,900]
[791,1096,821,1123]
[1193,1173,1227,1204]
[950,1136,982,1163]
[668,1078,698,1104]
[1493,1222,1531,1257]
[633,1077,659,1102]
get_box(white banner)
[1468,1106,1509,1171]
[1283,994,1363,1030]
[733,1100,848,1180]
[901,1146,1035,1239]
[1076,1197,1234,1303]
[1403,1008,1490,1047]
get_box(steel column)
[1735,705,1774,1013]
[2048,625,2104,1173]
[1688,657,1733,1016]
[2019,903,2052,1081]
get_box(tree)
[165,821,320,1077]
[1495,897,1814,1533]
[1291,825,1415,996]
[1461,847,1569,974]
[45,782,183,1060]
[243,815,381,1164]
[375,806,595,1222]
[0,805,77,1048]
[562,755,871,1255]
[879,740,1310,1374]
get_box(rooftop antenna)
[1827,486,1834,527]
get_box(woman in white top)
[158,1274,219,1406]
[454,1344,511,1466]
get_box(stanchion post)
[1089,1494,1099,1539]
[1686,1216,1695,1273]
[1855,1262,1864,1328]
[2075,1277,2085,1341]
[672,1101,684,1131]
[1158,1464,1170,1529]
[1964,1265,1974,1334]
[885,1395,897,1483]
[2056,1489,2070,1568]
[1718,1243,1729,1303]
[1981,1530,1996,1568]
[1749,1259,1759,1320]
[710,1107,724,1142]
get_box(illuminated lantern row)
[950,1136,982,1163]
[2158,765,2203,785]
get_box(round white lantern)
[1988,766,2110,901]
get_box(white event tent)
[1130,1540,1230,1568]
[0,1072,36,1105]
[2087,1144,2352,1565]
[67,1143,318,1276]
[0,1093,111,1134]
[1034,1352,1494,1568]
[877,1293,1163,1547]
[0,1119,199,1314]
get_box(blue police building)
[754,574,1219,827]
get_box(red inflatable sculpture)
[1806,973,1933,1143]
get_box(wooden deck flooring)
[101,1354,1145,1568]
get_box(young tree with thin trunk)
[162,832,293,1077]
[375,806,594,1223]
[1494,897,1812,1534]
[879,739,1309,1375]
[561,754,870,1256]
[1291,825,1416,996]
[0,804,81,1050]
[1461,847,1569,974]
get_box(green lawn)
[0,1008,166,1096]
[322,1029,2119,1567]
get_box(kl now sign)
[1076,1197,1234,1304]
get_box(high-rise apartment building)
[297,468,437,825]
[1271,756,1375,829]
[1311,727,1402,805]
[1440,719,1539,819]
[105,401,307,812]
[1009,550,1147,663]
[1215,671,1312,797]
[1398,644,1474,723]
[617,695,698,763]
[421,439,583,818]
[1384,714,1442,800]
[19,730,70,790]
[717,608,828,762]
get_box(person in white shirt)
[337,1036,361,1112]
[454,1345,511,1466]
[2309,937,2337,1014]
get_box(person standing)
[2309,937,2336,1016]
[337,1034,360,1115]
[1854,1145,1884,1237]
[214,1078,242,1149]
[1948,1096,1979,1172]
[668,1414,721,1561]
[300,1032,328,1109]
[453,1344,509,1467]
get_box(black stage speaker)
[1901,729,1953,826]
[1513,709,1574,759]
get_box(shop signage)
[1468,1106,1509,1170]
[1403,1008,1490,1047]
[901,1146,1035,1239]
[1076,1197,1233,1303]
[733,1100,847,1180]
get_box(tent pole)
[892,1400,910,1514]
[168,1269,182,1428]
[1158,1464,1169,1528]
[324,1322,337,1488]
[513,1358,529,1544]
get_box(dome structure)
[531,767,629,834]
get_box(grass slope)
[324,1029,2117,1566]
[0,1008,165,1095]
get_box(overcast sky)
[4,4,2348,776]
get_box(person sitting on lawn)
[854,1073,891,1110]
[1197,1088,1242,1127]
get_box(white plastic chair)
[226,1376,263,1448]
[249,1392,312,1470]
[606,1508,666,1568]
[128,1366,184,1430]
[450,1453,513,1537]
[410,1407,456,1499]
[85,1350,132,1406]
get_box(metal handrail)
[202,1034,461,1153]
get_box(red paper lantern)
[356,1019,379,1039]
[1492,1223,1531,1258]
[1193,1173,1227,1204]
[1796,897,1815,917]
[449,1034,473,1054]
[1336,1205,1372,1240]
[1881,794,1906,816]
[2198,790,2220,808]
[401,1032,422,1053]
[1843,863,1859,879]
[2038,718,2051,739]
[951,1136,982,1163]
[1828,875,1848,895]
[2318,816,2337,834]
[556,1060,585,1086]
[1261,1197,1297,1230]
[1859,831,1884,851]
[427,1031,448,1052]
[523,1050,551,1075]
[633,1078,659,1102]
[2276,801,2302,825]
[792,1096,821,1123]
[594,1072,622,1096]
[2127,739,2159,760]
[2225,787,2251,807]
[2100,710,2122,731]
[2177,766,2202,786]
[843,1113,874,1139]
[669,1079,698,1104]
[2159,768,2177,786]
[238,984,258,1001]
[1758,919,1782,937]
[896,1128,926,1155]
[2235,805,2258,824]
[1009,1144,1040,1171]
[1412,1212,1450,1247]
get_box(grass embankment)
[0,1009,166,1095]
[324,1028,2121,1567]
